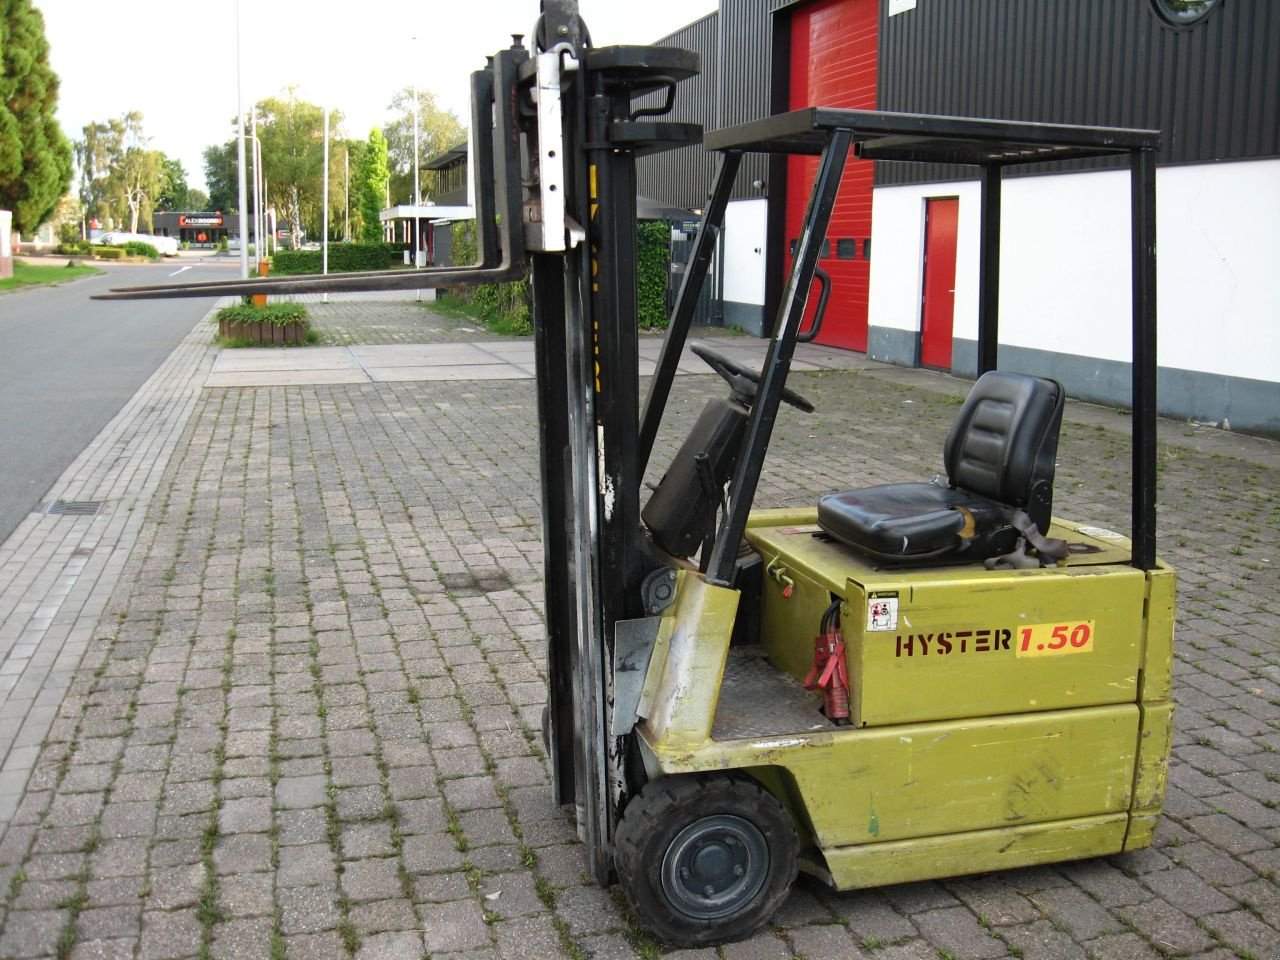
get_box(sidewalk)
[0,295,1275,960]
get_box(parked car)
[96,232,179,256]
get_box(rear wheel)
[614,773,797,947]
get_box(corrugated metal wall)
[637,1,796,208]
[876,0,1280,185]
[715,0,794,198]
[635,14,719,209]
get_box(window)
[836,238,857,259]
[862,238,872,261]
[1151,0,1220,26]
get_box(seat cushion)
[818,483,1011,561]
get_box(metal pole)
[707,129,853,586]
[1131,148,1158,571]
[977,163,1002,375]
[234,0,248,279]
[258,137,266,258]
[322,105,330,303]
[250,114,261,264]
[413,68,422,299]
[263,177,270,257]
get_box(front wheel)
[614,773,798,947]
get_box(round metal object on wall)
[1150,0,1220,27]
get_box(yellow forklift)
[99,2,1173,947]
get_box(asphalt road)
[0,258,235,545]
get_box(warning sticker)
[867,592,899,632]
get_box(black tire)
[613,773,798,948]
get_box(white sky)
[34,0,718,194]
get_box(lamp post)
[248,114,262,264]
[244,132,266,261]
[412,35,422,300]
[234,0,248,278]
[322,104,330,303]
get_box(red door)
[784,0,878,351]
[920,197,959,370]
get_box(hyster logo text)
[894,629,1012,657]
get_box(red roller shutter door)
[784,0,878,351]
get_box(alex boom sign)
[893,622,1095,659]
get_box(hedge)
[636,220,670,329]
[445,219,673,332]
[93,247,126,260]
[271,243,406,275]
[214,302,310,327]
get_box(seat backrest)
[943,371,1065,530]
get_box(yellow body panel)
[634,509,1176,890]
[640,704,1137,845]
[635,570,739,748]
[815,814,1129,889]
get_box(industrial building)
[636,0,1279,434]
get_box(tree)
[155,156,191,211]
[0,0,74,234]
[76,113,164,232]
[357,129,389,242]
[76,119,123,227]
[255,90,340,247]
[383,87,465,205]
[116,144,164,232]
[185,187,209,211]
[202,141,238,213]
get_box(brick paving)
[0,314,219,833]
[0,298,1276,959]
[298,292,524,346]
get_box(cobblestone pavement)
[293,292,729,351]
[0,354,1276,960]
[299,293,522,347]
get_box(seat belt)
[985,510,1070,570]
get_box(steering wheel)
[690,341,815,413]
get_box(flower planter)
[219,318,309,345]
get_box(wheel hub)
[660,815,769,919]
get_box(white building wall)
[866,158,1280,430]
[720,198,769,334]
[1156,159,1280,383]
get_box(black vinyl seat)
[818,371,1065,564]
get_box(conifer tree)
[358,128,389,243]
[0,0,73,233]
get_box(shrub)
[218,237,229,251]
[448,222,531,333]
[57,222,79,245]
[54,241,90,255]
[270,242,405,275]
[123,241,160,259]
[214,302,310,327]
[93,247,126,260]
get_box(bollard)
[252,258,270,306]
